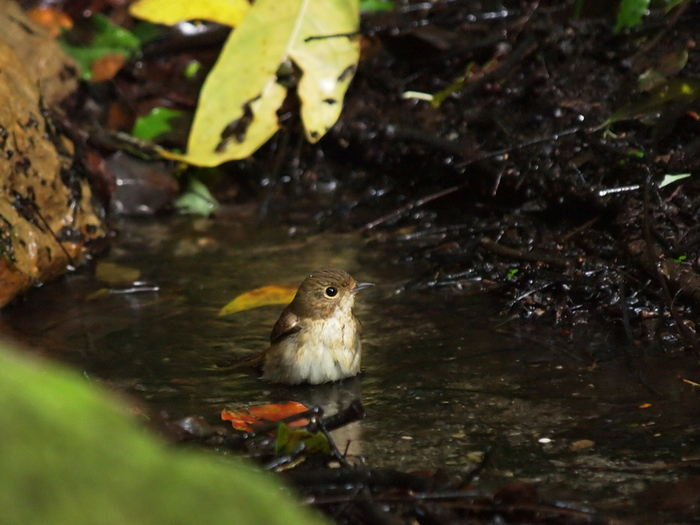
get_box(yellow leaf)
[218,284,297,316]
[95,261,141,286]
[129,0,250,27]
[163,0,360,167]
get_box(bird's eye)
[325,286,338,297]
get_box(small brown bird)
[261,267,373,385]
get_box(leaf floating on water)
[95,261,141,286]
[221,401,310,432]
[218,284,297,316]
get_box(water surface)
[3,215,699,524]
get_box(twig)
[360,183,467,231]
[481,237,572,268]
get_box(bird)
[259,267,373,385]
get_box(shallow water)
[3,215,700,524]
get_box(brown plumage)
[235,268,373,385]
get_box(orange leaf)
[27,7,73,38]
[91,53,127,82]
[218,284,297,316]
[221,402,309,432]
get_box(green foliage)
[0,343,327,525]
[659,173,690,188]
[360,0,395,12]
[175,177,220,217]
[132,108,187,141]
[183,60,203,80]
[275,422,331,456]
[575,0,684,32]
[614,0,651,33]
[600,78,700,128]
[60,14,140,80]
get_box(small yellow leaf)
[95,261,141,286]
[219,284,297,316]
[129,0,250,27]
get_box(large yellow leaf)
[160,0,359,167]
[129,0,250,27]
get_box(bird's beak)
[352,281,374,293]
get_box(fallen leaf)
[219,284,297,316]
[157,0,359,166]
[569,439,595,451]
[601,78,700,128]
[222,402,310,432]
[129,0,250,27]
[27,7,73,38]
[275,421,330,455]
[95,261,141,286]
[90,53,127,82]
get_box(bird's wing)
[231,349,266,370]
[270,309,302,344]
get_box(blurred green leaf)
[132,108,187,141]
[600,78,700,128]
[360,0,395,12]
[175,177,219,217]
[614,0,651,33]
[183,60,203,80]
[130,21,165,44]
[275,422,331,456]
[60,13,140,80]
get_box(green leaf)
[659,173,690,188]
[275,422,331,456]
[132,107,187,141]
[183,60,203,80]
[360,0,395,13]
[60,13,141,80]
[600,78,700,128]
[614,0,651,33]
[175,177,219,217]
